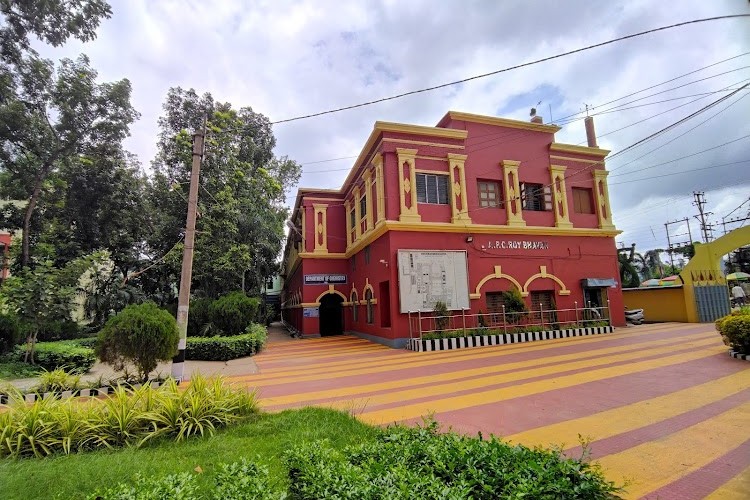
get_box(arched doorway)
[319,293,344,336]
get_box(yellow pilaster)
[501,160,526,227]
[354,186,362,240]
[397,148,421,223]
[550,165,573,228]
[592,170,616,230]
[448,153,471,224]
[300,208,306,252]
[312,204,328,254]
[363,169,374,234]
[373,154,385,225]
[344,199,352,248]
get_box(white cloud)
[33,0,750,252]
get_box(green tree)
[148,88,300,298]
[96,302,179,382]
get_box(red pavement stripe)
[565,387,750,459]
[258,334,716,403]
[640,438,750,500]
[405,353,742,437]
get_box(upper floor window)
[477,180,503,208]
[359,194,367,218]
[349,208,356,229]
[572,187,595,214]
[521,182,552,211]
[416,173,449,205]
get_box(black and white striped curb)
[0,380,170,405]
[407,326,615,352]
[729,350,749,361]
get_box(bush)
[716,309,750,354]
[33,368,81,393]
[10,340,95,373]
[433,301,450,331]
[97,302,180,382]
[188,297,215,336]
[34,320,82,342]
[0,313,21,354]
[0,375,258,458]
[285,420,622,499]
[210,292,261,336]
[186,324,267,361]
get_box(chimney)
[529,107,543,124]
[584,116,598,147]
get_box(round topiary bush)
[0,312,21,354]
[96,302,179,381]
[716,309,750,355]
[210,292,261,336]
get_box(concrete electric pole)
[171,124,205,382]
[692,191,714,243]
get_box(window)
[486,292,505,324]
[351,290,358,322]
[478,180,503,208]
[521,182,552,211]
[359,194,367,218]
[572,187,594,214]
[364,245,370,264]
[530,291,557,324]
[416,173,449,204]
[365,289,374,324]
[349,208,356,229]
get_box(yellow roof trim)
[374,121,468,140]
[446,111,561,133]
[550,143,610,157]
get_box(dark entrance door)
[319,294,344,336]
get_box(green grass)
[0,359,42,380]
[0,407,378,499]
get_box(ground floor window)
[530,290,557,325]
[351,290,358,322]
[365,289,374,324]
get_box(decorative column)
[353,186,362,240]
[312,204,328,254]
[501,160,525,227]
[592,170,616,230]
[300,208,307,252]
[373,154,385,225]
[448,153,471,224]
[363,168,374,234]
[549,165,572,228]
[397,148,421,222]
[344,199,352,248]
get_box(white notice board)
[397,250,470,313]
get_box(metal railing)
[408,301,611,341]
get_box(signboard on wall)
[304,274,347,285]
[397,250,470,313]
[303,307,319,318]
[482,239,549,250]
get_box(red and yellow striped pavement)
[228,323,750,499]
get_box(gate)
[693,285,730,322]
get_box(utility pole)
[692,191,714,242]
[171,123,206,382]
[664,217,691,270]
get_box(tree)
[0,54,139,268]
[617,251,641,288]
[96,302,179,382]
[148,88,300,299]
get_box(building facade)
[281,111,624,347]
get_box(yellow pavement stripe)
[505,370,750,448]
[704,464,750,500]
[258,334,717,407]
[238,329,716,385]
[356,346,725,425]
[315,338,718,411]
[595,402,750,498]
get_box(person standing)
[731,283,746,306]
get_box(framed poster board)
[397,250,470,313]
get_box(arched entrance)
[319,293,344,336]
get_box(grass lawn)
[0,359,42,380]
[0,407,378,500]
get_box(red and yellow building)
[282,111,624,347]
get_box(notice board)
[397,250,470,313]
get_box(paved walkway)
[229,323,750,500]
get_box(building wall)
[621,286,690,322]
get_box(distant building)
[282,111,624,347]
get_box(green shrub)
[0,313,21,354]
[210,292,261,336]
[97,302,180,382]
[186,324,267,361]
[71,337,98,348]
[10,340,95,373]
[34,320,82,342]
[188,297,215,337]
[33,368,81,393]
[501,288,528,324]
[716,310,750,354]
[433,301,450,331]
[285,419,622,499]
[0,375,258,458]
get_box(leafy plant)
[187,297,214,337]
[97,302,179,382]
[209,292,261,336]
[34,368,81,393]
[715,308,750,354]
[500,289,528,324]
[185,324,267,361]
[433,301,450,332]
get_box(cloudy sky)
[36,0,750,253]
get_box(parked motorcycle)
[624,307,644,325]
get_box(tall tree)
[0,54,139,267]
[149,88,300,299]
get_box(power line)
[263,15,750,125]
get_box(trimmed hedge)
[186,323,267,361]
[11,340,95,373]
[210,292,261,336]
